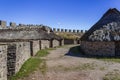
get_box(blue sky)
[0,0,120,30]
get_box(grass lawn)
[9,58,42,80]
[96,57,120,63]
[10,48,54,80]
[35,48,56,57]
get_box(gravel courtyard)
[20,45,120,80]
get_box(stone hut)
[80,8,120,57]
[0,28,51,55]
[0,28,51,78]
[0,21,63,79]
[49,32,64,48]
[41,25,64,48]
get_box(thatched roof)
[81,8,120,41]
[49,32,63,40]
[0,28,51,41]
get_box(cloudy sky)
[0,0,120,30]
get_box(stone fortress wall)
[0,20,87,33]
[52,28,87,33]
[52,28,87,45]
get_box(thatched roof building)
[80,8,120,57]
[81,8,120,41]
[0,28,51,41]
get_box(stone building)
[6,42,31,77]
[0,27,51,79]
[41,26,64,48]
[80,8,120,57]
[0,20,65,80]
[49,32,64,48]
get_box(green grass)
[68,46,83,56]
[9,58,42,80]
[103,71,120,80]
[96,57,120,63]
[55,32,79,39]
[56,45,68,48]
[35,48,55,57]
[36,49,49,57]
[10,48,55,80]
[70,46,80,54]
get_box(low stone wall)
[80,41,115,56]
[15,42,31,73]
[0,44,7,80]
[64,39,77,45]
[40,40,50,49]
[7,42,31,77]
[60,39,64,46]
[52,40,59,48]
[32,40,40,56]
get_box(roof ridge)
[102,8,120,18]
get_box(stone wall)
[0,44,7,80]
[80,41,115,56]
[6,42,31,77]
[15,42,31,73]
[64,39,77,45]
[32,40,40,56]
[52,40,59,48]
[40,40,50,49]
[60,39,64,46]
[0,20,6,28]
[10,22,16,28]
[52,28,87,33]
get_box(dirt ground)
[21,45,120,80]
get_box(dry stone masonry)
[0,44,7,80]
[4,42,31,78]
[40,40,50,49]
[52,40,60,48]
[81,41,115,56]
[31,40,40,56]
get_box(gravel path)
[21,45,120,80]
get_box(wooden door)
[115,42,120,56]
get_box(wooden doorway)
[115,42,120,56]
[30,41,33,56]
[50,40,53,48]
[7,44,16,78]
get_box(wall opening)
[50,40,53,48]
[7,44,16,78]
[59,40,62,46]
[39,40,41,50]
[77,40,79,44]
[30,41,33,56]
[115,42,120,56]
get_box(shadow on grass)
[65,45,85,57]
[65,46,120,60]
